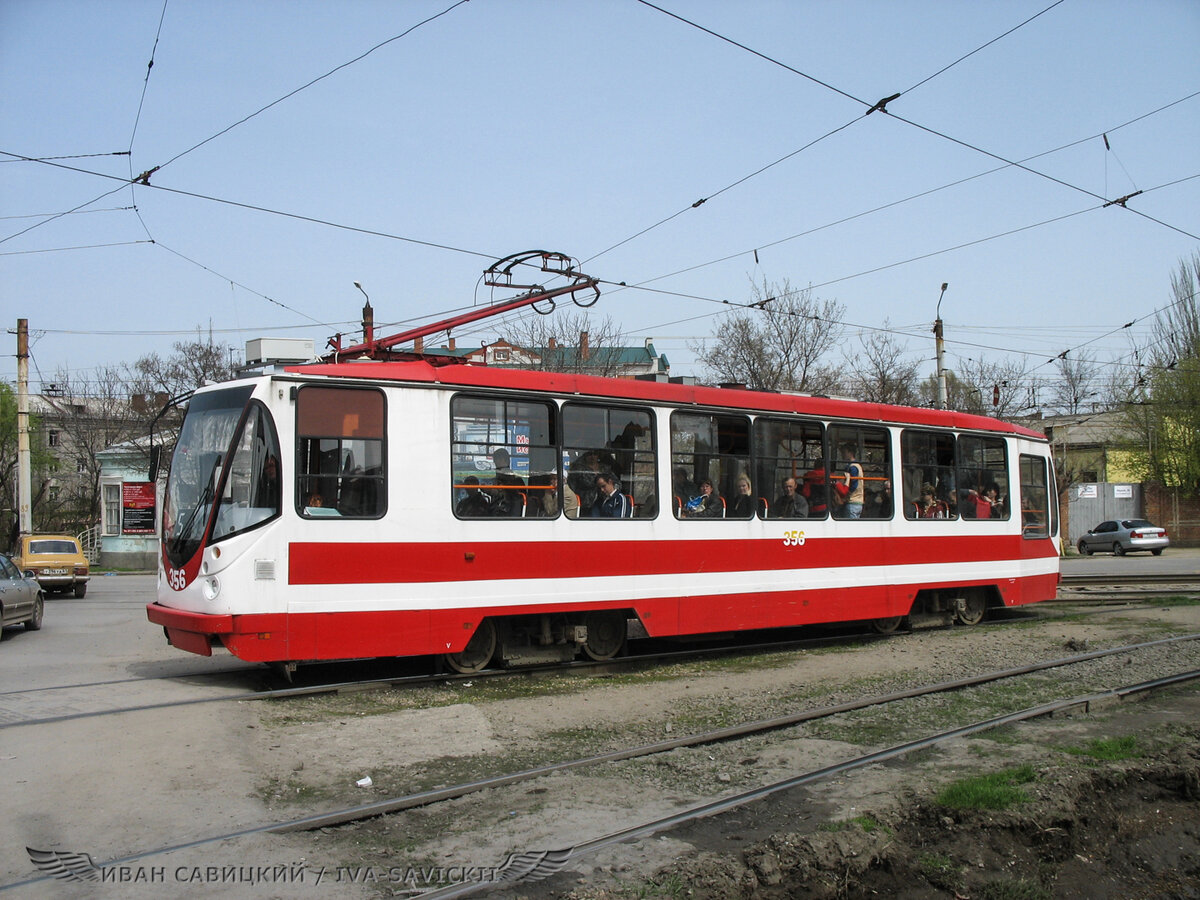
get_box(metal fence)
[1066,483,1142,547]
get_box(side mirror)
[148,445,161,484]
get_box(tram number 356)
[782,530,807,547]
[166,567,189,590]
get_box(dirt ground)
[247,602,1200,900]
[4,593,1199,899]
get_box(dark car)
[1077,519,1169,556]
[0,553,44,636]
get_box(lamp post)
[934,282,949,409]
[354,281,374,347]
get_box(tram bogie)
[474,608,632,668]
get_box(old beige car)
[12,535,90,598]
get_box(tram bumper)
[147,603,232,656]
[146,603,293,660]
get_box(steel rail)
[269,631,1200,833]
[1060,572,1200,587]
[427,669,1200,900]
[1,596,1189,730]
[0,665,262,698]
[3,656,1196,894]
[0,629,896,730]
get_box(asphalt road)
[0,571,246,693]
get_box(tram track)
[4,640,1196,895]
[0,629,894,730]
[5,588,1190,730]
[418,667,1200,900]
[0,665,263,697]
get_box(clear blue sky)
[3,0,1198,395]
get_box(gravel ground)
[247,599,1200,899]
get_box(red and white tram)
[147,357,1061,673]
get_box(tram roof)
[280,358,1047,441]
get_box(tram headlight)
[202,576,221,601]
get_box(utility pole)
[934,283,949,410]
[16,318,32,536]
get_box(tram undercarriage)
[443,609,632,673]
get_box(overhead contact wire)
[152,0,471,174]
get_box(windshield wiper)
[169,456,220,557]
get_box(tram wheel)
[582,610,627,661]
[870,616,904,634]
[443,619,497,674]
[955,592,987,626]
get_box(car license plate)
[45,568,68,575]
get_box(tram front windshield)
[163,385,254,568]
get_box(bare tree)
[1120,252,1200,492]
[1049,351,1106,414]
[127,330,241,400]
[501,310,634,376]
[922,355,1030,419]
[39,365,145,532]
[1155,252,1200,365]
[693,279,845,392]
[842,323,921,405]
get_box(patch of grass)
[848,814,890,835]
[1061,734,1142,761]
[1151,595,1200,607]
[936,764,1037,810]
[918,852,961,891]
[631,872,689,899]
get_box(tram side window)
[753,418,824,519]
[829,425,891,520]
[562,404,655,518]
[671,412,751,519]
[213,401,283,538]
[957,436,1009,520]
[296,387,386,519]
[900,431,957,519]
[1019,454,1051,538]
[450,395,556,518]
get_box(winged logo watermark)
[491,847,574,883]
[26,847,105,884]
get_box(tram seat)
[758,497,769,517]
[673,495,683,515]
[623,494,635,518]
[719,497,727,517]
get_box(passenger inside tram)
[489,448,526,516]
[773,477,809,518]
[727,475,755,518]
[455,476,492,517]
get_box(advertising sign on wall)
[122,482,157,534]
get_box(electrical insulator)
[992,384,1000,407]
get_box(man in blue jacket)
[591,473,630,518]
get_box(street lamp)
[934,282,949,410]
[354,281,374,346]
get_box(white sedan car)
[1077,519,1169,556]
